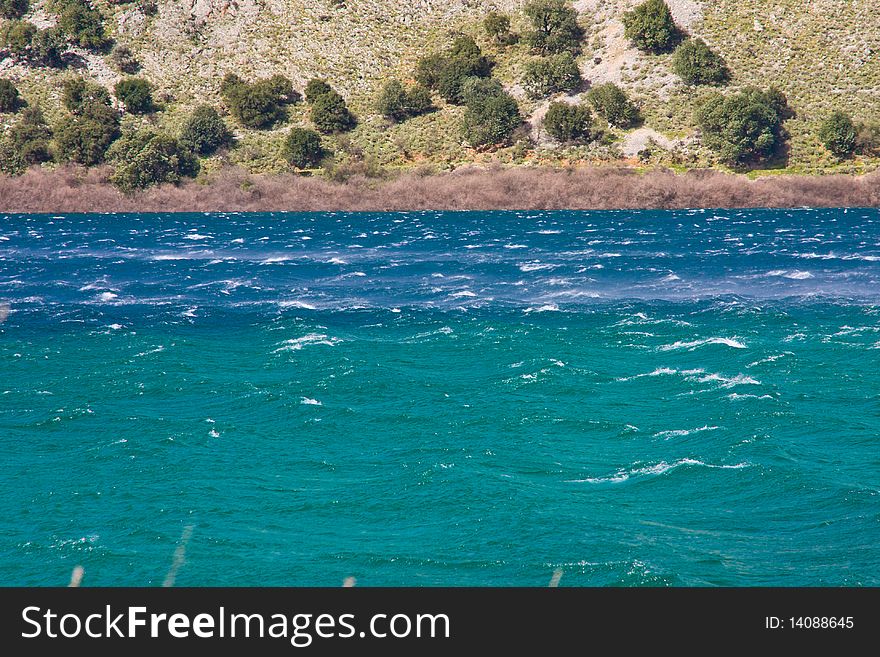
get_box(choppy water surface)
[1,209,878,586]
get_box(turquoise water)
[1,209,878,586]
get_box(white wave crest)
[653,425,719,439]
[274,333,341,352]
[567,458,750,484]
[659,337,746,351]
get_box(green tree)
[221,74,297,129]
[404,84,432,117]
[522,52,581,99]
[695,87,788,165]
[461,81,521,147]
[114,77,154,114]
[62,78,110,113]
[818,111,857,158]
[484,12,512,45]
[672,38,729,85]
[7,106,52,162]
[586,82,639,128]
[179,105,232,155]
[54,97,120,165]
[31,27,67,67]
[304,78,332,103]
[415,35,492,104]
[622,0,679,53]
[283,126,324,169]
[108,130,200,192]
[1,19,36,58]
[855,122,880,157]
[376,79,408,121]
[310,89,355,133]
[0,78,21,113]
[57,0,107,50]
[0,0,28,19]
[523,0,583,55]
[544,101,594,143]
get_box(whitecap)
[784,270,813,280]
[659,337,746,351]
[184,233,212,240]
[653,425,719,439]
[567,458,749,484]
[273,334,341,352]
[278,300,317,310]
[449,290,478,298]
[300,397,322,406]
[524,304,560,313]
[519,262,556,272]
[97,292,118,302]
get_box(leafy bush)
[283,127,324,169]
[622,0,679,53]
[55,90,120,165]
[544,101,593,143]
[0,78,21,113]
[114,77,153,114]
[522,52,581,99]
[1,19,36,58]
[310,89,355,133]
[414,35,492,104]
[2,106,52,172]
[304,78,332,103]
[586,82,639,128]
[376,79,433,122]
[62,78,110,113]
[484,12,512,45]
[57,0,108,51]
[221,73,298,129]
[523,0,583,55]
[672,38,729,85]
[695,86,789,165]
[31,27,67,67]
[461,79,521,147]
[108,130,200,192]
[108,43,140,74]
[0,0,28,19]
[179,105,232,155]
[818,111,857,158]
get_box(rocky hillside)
[2,0,879,179]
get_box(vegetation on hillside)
[1,0,879,186]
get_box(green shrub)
[544,101,593,143]
[0,78,21,113]
[376,79,408,121]
[622,0,679,53]
[818,111,857,158]
[461,81,521,147]
[6,106,52,166]
[54,96,120,165]
[586,82,639,128]
[413,52,446,89]
[179,105,232,155]
[283,127,324,169]
[672,38,729,85]
[695,86,789,165]
[62,78,110,113]
[57,0,107,51]
[414,35,492,104]
[484,12,512,44]
[523,0,583,55]
[1,19,36,58]
[522,52,581,99]
[114,77,153,114]
[262,74,300,104]
[108,43,139,74]
[221,73,298,129]
[405,84,433,116]
[108,130,200,192]
[0,0,28,19]
[31,27,67,67]
[304,78,332,103]
[310,89,355,133]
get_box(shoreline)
[1,165,879,213]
